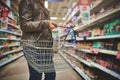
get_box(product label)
[80,5,90,24]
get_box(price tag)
[116,51,120,60]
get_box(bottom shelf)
[63,49,120,80]
[59,51,92,80]
[0,53,23,67]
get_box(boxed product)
[91,28,102,37]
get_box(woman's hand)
[49,21,57,30]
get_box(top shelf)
[74,7,120,32]
[91,0,120,14]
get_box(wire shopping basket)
[21,40,69,73]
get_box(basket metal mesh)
[21,40,69,73]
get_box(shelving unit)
[77,48,118,56]
[91,62,120,79]
[63,50,93,67]
[0,44,20,49]
[0,1,23,67]
[0,48,23,58]
[77,34,120,41]
[0,29,22,36]
[60,51,91,80]
[0,37,21,41]
[74,7,120,32]
[60,0,120,80]
[0,53,23,67]
[63,50,120,80]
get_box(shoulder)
[19,0,34,6]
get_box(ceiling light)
[62,17,66,20]
[45,1,48,8]
[50,17,58,20]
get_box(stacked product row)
[78,18,120,38]
[63,46,120,80]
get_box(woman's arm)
[19,0,49,33]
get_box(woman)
[19,0,57,80]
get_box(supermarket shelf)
[0,48,23,58]
[0,29,22,36]
[0,38,21,41]
[64,44,75,47]
[8,23,20,29]
[91,0,117,14]
[76,35,120,41]
[98,49,118,56]
[72,16,81,26]
[60,34,66,38]
[63,50,120,79]
[0,44,20,49]
[91,62,120,80]
[74,67,92,80]
[74,7,120,32]
[60,53,91,80]
[76,48,118,56]
[87,35,120,40]
[0,53,23,67]
[77,49,92,54]
[91,0,103,13]
[60,52,77,68]
[67,8,80,21]
[8,16,17,22]
[63,50,93,67]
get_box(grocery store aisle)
[0,56,82,80]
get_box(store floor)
[0,56,83,80]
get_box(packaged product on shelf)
[8,11,14,20]
[7,25,14,31]
[0,20,1,29]
[85,67,98,79]
[117,42,120,50]
[9,35,16,39]
[0,31,7,38]
[103,18,120,35]
[12,47,18,50]
[3,41,9,47]
[15,29,21,34]
[93,42,102,49]
[91,28,102,37]
[1,48,10,55]
[9,41,15,45]
[1,17,8,29]
[0,31,3,37]
[90,13,96,20]
[7,54,12,59]
[8,18,17,27]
